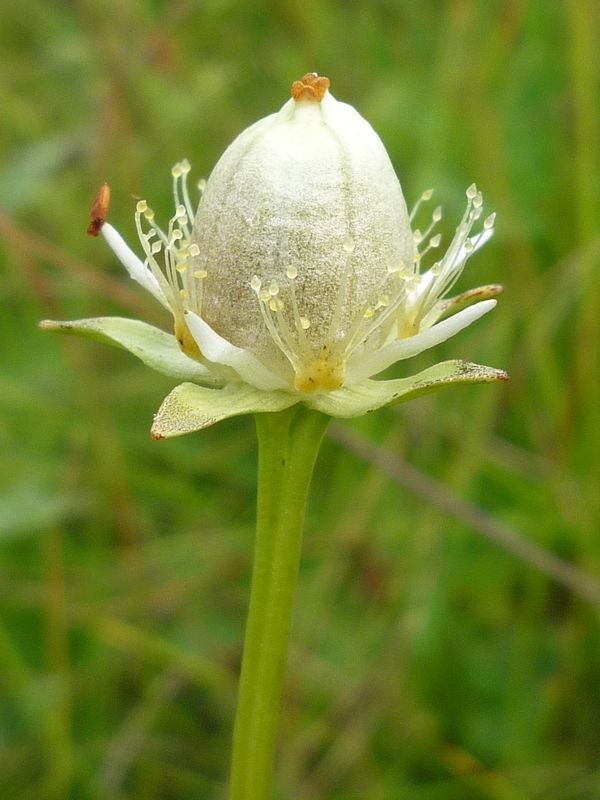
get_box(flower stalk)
[229,406,330,800]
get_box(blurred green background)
[2,1,600,798]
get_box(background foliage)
[1,1,599,798]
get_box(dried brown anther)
[87,183,111,237]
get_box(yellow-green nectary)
[191,73,416,388]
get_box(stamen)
[388,260,407,275]
[419,233,442,259]
[251,277,301,369]
[408,186,495,327]
[343,235,355,254]
[87,183,111,237]
[325,237,355,351]
[416,208,443,248]
[285,267,312,355]
[133,164,205,329]
[409,188,434,223]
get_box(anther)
[466,183,477,200]
[286,265,298,280]
[87,183,111,237]
[250,275,262,292]
[343,235,355,254]
[484,212,496,229]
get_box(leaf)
[151,382,298,438]
[309,360,508,418]
[39,317,222,385]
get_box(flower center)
[250,240,411,393]
[129,160,495,393]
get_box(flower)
[41,73,506,436]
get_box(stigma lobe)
[291,72,330,102]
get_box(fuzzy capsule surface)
[191,80,415,384]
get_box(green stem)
[229,405,330,800]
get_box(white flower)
[42,73,506,435]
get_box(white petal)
[346,299,497,384]
[102,223,169,309]
[184,310,290,391]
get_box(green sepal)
[151,382,299,438]
[39,317,222,386]
[308,360,508,418]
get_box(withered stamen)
[87,183,111,237]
